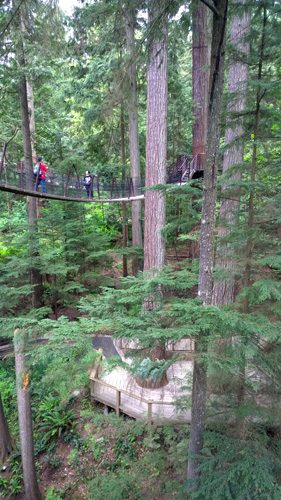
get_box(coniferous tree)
[14,328,41,500]
[0,393,13,464]
[144,0,168,276]
[142,0,169,368]
[187,0,229,486]
[123,0,143,275]
[192,0,209,158]
[212,0,250,307]
[14,1,43,307]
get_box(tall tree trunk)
[124,3,143,275]
[237,5,266,439]
[19,73,43,308]
[212,1,250,306]
[17,5,43,308]
[141,0,168,374]
[120,102,128,277]
[14,329,41,500]
[187,0,228,486]
[19,0,36,160]
[144,0,168,275]
[26,79,36,160]
[192,0,209,157]
[0,393,13,464]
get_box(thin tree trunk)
[14,329,41,500]
[0,393,13,464]
[120,102,128,277]
[124,3,143,275]
[187,0,228,486]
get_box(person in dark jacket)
[83,171,93,199]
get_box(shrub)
[36,396,76,446]
[46,487,63,500]
[191,431,281,500]
[89,471,142,500]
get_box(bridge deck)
[0,183,144,203]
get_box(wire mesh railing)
[0,163,144,201]
[0,156,204,201]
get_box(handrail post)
[116,389,121,417]
[147,400,153,425]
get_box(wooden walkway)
[90,363,192,425]
[90,337,194,424]
[0,183,144,203]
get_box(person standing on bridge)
[34,156,48,193]
[83,171,94,199]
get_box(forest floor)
[14,396,188,500]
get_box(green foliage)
[132,357,172,382]
[0,473,22,498]
[46,487,63,500]
[67,448,80,467]
[43,454,62,469]
[0,0,280,498]
[0,361,17,433]
[0,454,22,498]
[89,470,143,500]
[36,396,76,447]
[192,431,281,500]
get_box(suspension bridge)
[0,154,204,203]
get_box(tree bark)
[144,0,168,275]
[212,0,250,306]
[17,5,43,308]
[26,79,36,160]
[187,0,228,486]
[19,73,43,308]
[0,393,13,464]
[124,3,143,275]
[140,0,169,376]
[120,102,128,277]
[237,5,266,439]
[19,0,36,161]
[192,0,209,157]
[14,329,41,500]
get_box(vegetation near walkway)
[0,0,281,499]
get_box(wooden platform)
[90,361,192,424]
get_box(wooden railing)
[90,376,179,425]
[117,338,195,352]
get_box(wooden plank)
[91,394,190,424]
[92,377,176,407]
[147,401,153,425]
[116,389,121,417]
